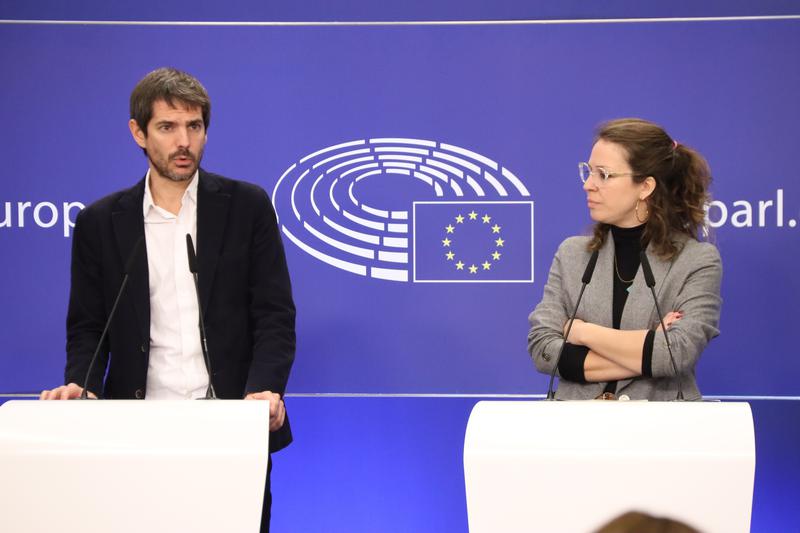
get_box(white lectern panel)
[463,401,755,533]
[0,400,270,533]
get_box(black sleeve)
[64,207,109,396]
[557,343,589,383]
[244,187,297,396]
[641,329,656,378]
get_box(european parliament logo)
[272,138,533,283]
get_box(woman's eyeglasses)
[578,162,638,185]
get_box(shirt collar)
[142,169,199,217]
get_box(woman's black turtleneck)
[557,224,656,386]
[611,224,644,328]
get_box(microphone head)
[581,249,600,284]
[185,234,198,274]
[123,237,145,275]
[639,250,656,288]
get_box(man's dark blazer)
[64,169,296,452]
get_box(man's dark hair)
[129,67,211,133]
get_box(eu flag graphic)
[413,201,534,282]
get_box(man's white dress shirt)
[142,170,209,399]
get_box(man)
[40,67,295,532]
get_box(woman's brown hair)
[588,118,712,259]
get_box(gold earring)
[635,200,649,223]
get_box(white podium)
[463,401,755,533]
[0,400,270,533]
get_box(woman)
[527,118,722,400]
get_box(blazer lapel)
[111,178,150,344]
[196,170,231,316]
[617,242,674,391]
[620,244,674,330]
[582,234,614,328]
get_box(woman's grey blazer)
[527,232,722,400]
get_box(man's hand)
[39,382,96,400]
[244,391,286,432]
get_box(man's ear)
[129,119,147,149]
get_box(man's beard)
[150,147,204,182]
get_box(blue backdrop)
[1,2,798,531]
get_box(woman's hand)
[656,311,683,332]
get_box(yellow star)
[446,251,455,260]
[491,224,501,234]
[445,224,455,234]
[495,238,504,247]
[468,211,478,220]
[455,261,465,270]
[492,251,501,261]
[482,261,491,270]
[482,214,491,224]
[442,238,451,247]
[455,214,465,224]
[468,264,478,274]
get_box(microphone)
[185,234,217,400]
[639,251,684,401]
[581,249,599,284]
[78,237,144,400]
[546,249,599,400]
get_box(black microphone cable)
[640,251,684,401]
[545,249,600,400]
[79,237,144,400]
[186,234,217,400]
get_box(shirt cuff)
[642,329,656,377]
[557,343,589,383]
